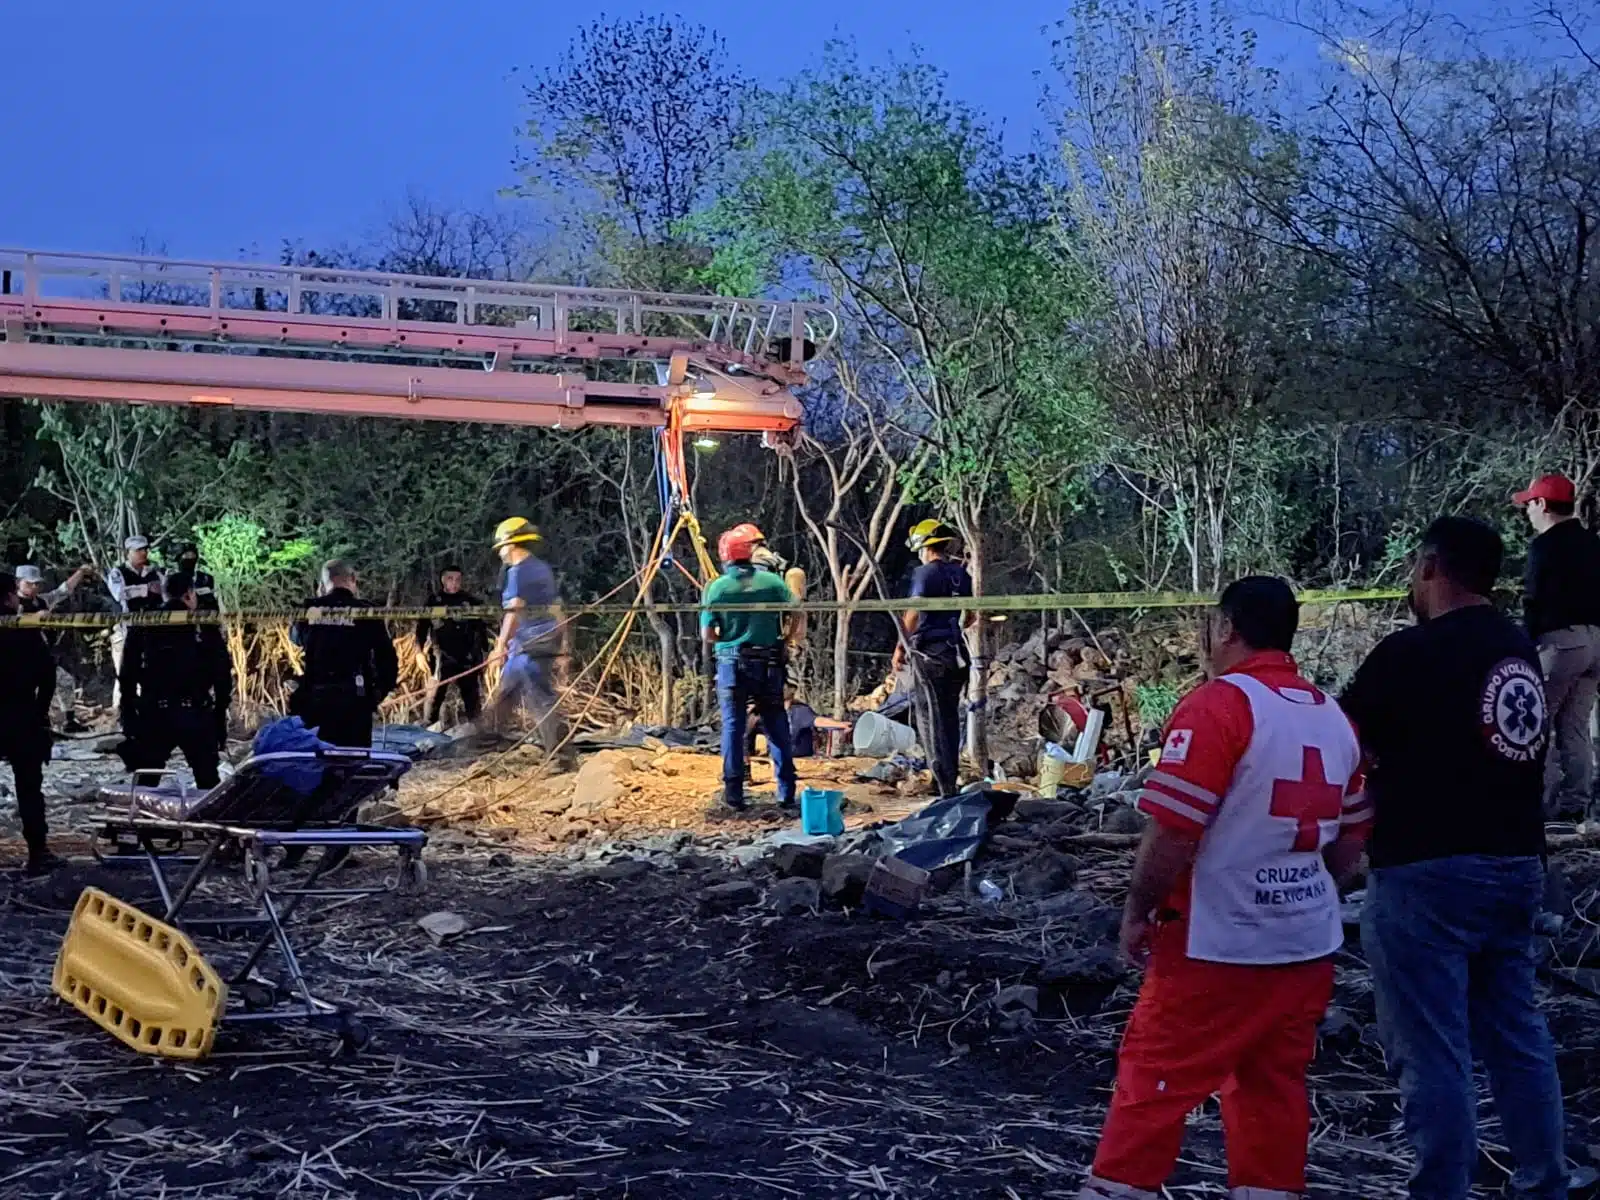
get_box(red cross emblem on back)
[1269,746,1344,852]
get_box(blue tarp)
[251,717,332,795]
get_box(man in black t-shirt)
[1515,472,1600,817]
[891,519,974,797]
[0,572,60,875]
[415,565,490,730]
[1342,517,1564,1199]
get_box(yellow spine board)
[52,888,227,1060]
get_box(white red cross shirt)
[1139,651,1370,965]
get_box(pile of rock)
[985,628,1144,777]
[848,626,1148,780]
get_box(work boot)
[718,788,749,813]
[25,849,65,878]
[1076,1179,1158,1200]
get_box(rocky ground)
[1,734,1599,1197]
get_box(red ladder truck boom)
[0,249,836,434]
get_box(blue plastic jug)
[800,788,845,836]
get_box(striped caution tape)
[0,587,1407,629]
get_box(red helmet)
[718,526,760,564]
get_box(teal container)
[800,788,845,836]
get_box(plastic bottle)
[977,878,1004,902]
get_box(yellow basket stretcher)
[88,748,427,1053]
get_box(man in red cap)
[701,524,799,811]
[1515,473,1600,817]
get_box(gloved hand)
[752,545,787,573]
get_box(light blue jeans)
[1362,855,1565,1198]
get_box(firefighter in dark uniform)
[892,519,975,798]
[289,559,398,749]
[416,564,489,731]
[0,572,60,875]
[118,572,232,789]
[175,543,221,612]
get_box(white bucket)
[853,711,917,758]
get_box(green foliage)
[701,46,1103,559]
[1135,681,1181,733]
[193,515,320,611]
[29,403,184,565]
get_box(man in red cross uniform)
[1077,577,1370,1200]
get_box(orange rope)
[384,567,649,712]
[415,512,683,812]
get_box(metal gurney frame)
[91,747,428,1052]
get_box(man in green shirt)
[702,523,798,810]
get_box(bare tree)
[1055,0,1306,591]
[516,13,750,291]
[1268,0,1600,492]
[787,357,928,716]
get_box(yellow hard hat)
[906,518,955,552]
[492,517,542,549]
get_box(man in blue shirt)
[892,519,974,797]
[480,517,575,770]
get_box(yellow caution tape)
[0,587,1407,629]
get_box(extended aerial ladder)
[0,249,836,435]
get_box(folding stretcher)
[78,748,427,1053]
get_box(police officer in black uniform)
[290,559,398,749]
[175,543,221,612]
[0,572,60,875]
[16,564,91,614]
[416,564,489,730]
[110,537,164,616]
[118,572,232,789]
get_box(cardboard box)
[863,855,931,919]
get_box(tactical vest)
[116,564,164,613]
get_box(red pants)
[1090,930,1334,1193]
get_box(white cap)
[124,536,149,551]
[15,565,43,584]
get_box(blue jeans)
[1362,855,1565,1199]
[490,652,569,760]
[718,657,795,805]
